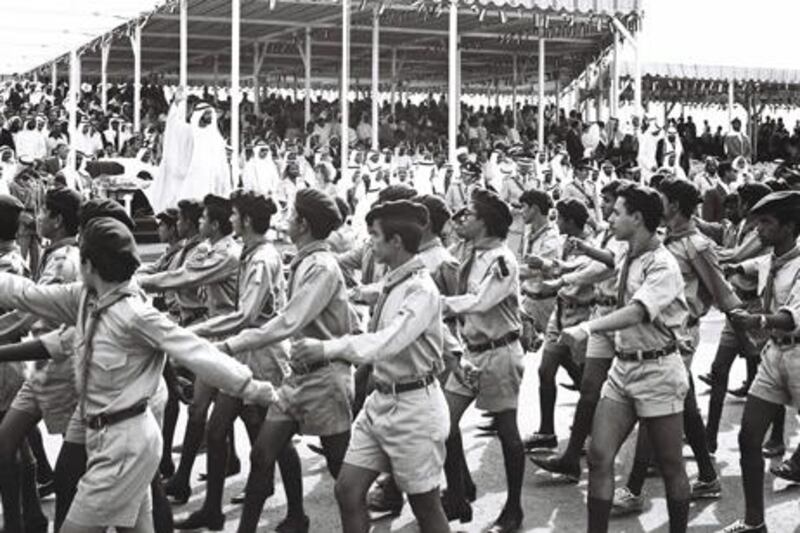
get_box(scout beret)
[0,194,24,212]
[45,187,82,217]
[155,208,180,225]
[79,198,135,230]
[471,188,512,231]
[203,194,232,213]
[555,198,590,228]
[366,200,429,229]
[750,190,800,219]
[413,194,451,234]
[177,199,204,224]
[295,188,341,237]
[575,157,594,170]
[377,184,416,204]
[81,216,140,266]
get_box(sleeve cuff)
[778,306,800,335]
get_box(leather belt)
[594,296,618,307]
[770,335,800,347]
[561,301,593,311]
[615,343,677,362]
[292,358,349,376]
[86,401,148,430]
[373,374,435,395]
[466,331,520,354]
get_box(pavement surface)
[15,244,800,531]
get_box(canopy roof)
[618,62,800,109]
[24,0,640,95]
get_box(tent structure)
[22,0,643,181]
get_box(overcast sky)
[0,0,797,74]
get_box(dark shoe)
[728,382,750,398]
[274,514,310,533]
[230,489,247,504]
[37,479,55,499]
[559,381,579,392]
[719,519,767,532]
[307,443,325,457]
[529,454,581,483]
[523,433,557,451]
[440,494,472,523]
[770,459,800,483]
[690,477,722,500]
[763,441,786,459]
[163,476,191,505]
[367,480,404,516]
[487,507,523,533]
[697,373,713,387]
[174,510,225,531]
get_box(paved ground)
[17,246,800,531]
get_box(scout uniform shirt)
[445,237,521,347]
[500,172,530,259]
[614,237,688,354]
[170,234,207,324]
[548,231,597,334]
[323,256,444,385]
[138,233,240,320]
[520,222,562,331]
[137,239,184,316]
[0,241,27,411]
[0,236,81,434]
[225,240,355,435]
[562,178,598,222]
[190,236,288,383]
[338,239,386,289]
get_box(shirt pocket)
[92,348,129,395]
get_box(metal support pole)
[213,55,219,103]
[100,42,110,113]
[253,42,261,117]
[611,32,620,117]
[728,78,734,126]
[131,25,142,133]
[447,0,457,164]
[51,62,57,93]
[180,0,188,89]
[341,0,351,178]
[456,37,462,124]
[231,0,241,187]
[371,6,380,150]
[537,37,545,147]
[512,53,518,129]
[304,27,311,126]
[390,47,397,117]
[68,50,79,158]
[633,32,641,119]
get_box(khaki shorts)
[601,352,688,418]
[269,362,353,436]
[748,342,800,409]
[11,362,77,435]
[67,409,161,528]
[445,341,524,412]
[344,381,449,495]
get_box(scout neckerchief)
[525,222,551,255]
[367,258,423,332]
[457,238,502,294]
[287,241,329,299]
[36,236,77,282]
[616,236,661,309]
[571,179,595,208]
[235,236,268,311]
[762,246,800,313]
[177,234,202,267]
[78,283,143,417]
[662,221,698,246]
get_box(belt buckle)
[633,350,644,362]
[88,414,106,430]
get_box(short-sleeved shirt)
[444,238,521,346]
[614,239,688,353]
[742,246,800,338]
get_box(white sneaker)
[719,519,767,532]
[610,486,645,516]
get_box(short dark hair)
[203,196,233,236]
[80,245,139,282]
[230,190,278,234]
[413,194,451,237]
[519,189,552,215]
[738,183,771,211]
[177,199,203,228]
[45,192,80,236]
[658,178,701,218]
[0,209,21,241]
[764,179,790,192]
[471,188,512,239]
[617,183,663,233]
[555,198,589,230]
[601,179,623,198]
[365,200,428,254]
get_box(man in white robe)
[241,140,280,197]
